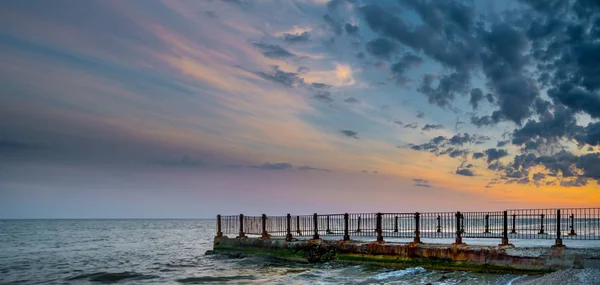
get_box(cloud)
[404,123,418,129]
[255,66,304,87]
[391,53,423,84]
[469,88,483,109]
[484,148,508,163]
[0,140,42,152]
[413,178,431,187]
[344,97,359,104]
[252,42,295,59]
[344,23,359,36]
[323,14,342,36]
[456,168,475,176]
[310,82,330,89]
[312,90,333,103]
[297,165,332,172]
[416,111,425,118]
[421,124,443,131]
[340,129,359,139]
[154,155,203,168]
[250,162,294,170]
[472,152,484,160]
[366,38,398,60]
[283,31,310,44]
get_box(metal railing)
[216,208,600,246]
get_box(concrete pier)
[212,236,600,274]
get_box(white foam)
[372,267,427,280]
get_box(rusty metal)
[238,214,246,238]
[217,208,600,245]
[455,212,463,244]
[216,215,223,237]
[511,214,517,234]
[501,211,509,246]
[568,214,577,236]
[285,214,293,241]
[376,213,383,242]
[312,213,320,240]
[343,213,350,241]
[555,209,563,246]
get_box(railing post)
[414,212,421,243]
[261,214,270,239]
[238,214,245,238]
[296,216,301,235]
[511,214,517,234]
[216,214,223,237]
[460,213,465,234]
[568,214,577,236]
[356,216,362,233]
[376,213,383,242]
[326,215,331,234]
[554,209,564,247]
[436,215,441,233]
[343,213,350,241]
[538,214,545,234]
[312,213,320,240]
[394,216,399,232]
[286,214,293,241]
[455,211,463,244]
[484,214,490,233]
[501,211,509,246]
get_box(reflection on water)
[0,219,524,284]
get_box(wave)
[66,271,159,282]
[372,267,427,280]
[176,275,256,283]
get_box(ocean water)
[0,219,525,284]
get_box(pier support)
[454,211,463,245]
[237,214,246,238]
[216,214,223,237]
[413,212,421,243]
[286,214,293,241]
[376,213,384,243]
[554,209,565,248]
[343,213,350,241]
[312,213,320,240]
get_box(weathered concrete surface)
[212,236,600,274]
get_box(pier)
[212,208,600,273]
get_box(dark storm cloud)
[421,124,443,131]
[365,38,397,60]
[312,90,334,103]
[323,14,343,36]
[252,42,295,59]
[340,129,359,139]
[413,178,431,187]
[255,66,304,87]
[390,53,423,84]
[472,152,484,159]
[283,31,310,44]
[345,23,359,35]
[469,88,483,109]
[344,97,360,104]
[511,106,582,147]
[456,168,475,176]
[484,148,508,163]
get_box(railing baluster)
[376,213,383,242]
[238,214,245,238]
[216,214,223,237]
[313,213,320,240]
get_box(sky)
[1,0,599,218]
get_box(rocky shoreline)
[513,269,600,285]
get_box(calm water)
[0,220,526,284]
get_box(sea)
[0,219,528,284]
